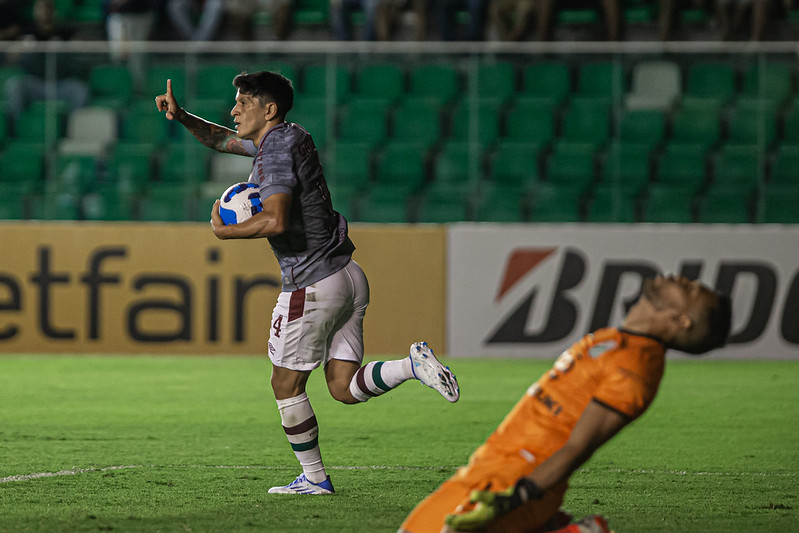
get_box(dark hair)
[680,292,733,355]
[232,71,294,119]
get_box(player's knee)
[328,383,359,404]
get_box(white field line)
[1,464,795,484]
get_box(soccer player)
[155,71,459,495]
[399,275,732,533]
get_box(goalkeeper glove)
[445,478,543,531]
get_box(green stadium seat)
[408,64,460,106]
[624,60,681,111]
[472,61,516,104]
[520,62,571,105]
[623,0,656,23]
[337,98,389,147]
[585,184,638,223]
[432,141,482,185]
[449,98,502,146]
[299,64,351,102]
[391,97,443,146]
[143,64,187,101]
[52,0,75,18]
[656,142,708,193]
[697,186,752,224]
[726,98,778,147]
[678,96,725,117]
[291,97,333,148]
[69,0,103,21]
[416,182,472,223]
[685,61,737,103]
[138,183,197,222]
[59,106,118,157]
[354,183,413,223]
[504,99,555,145]
[158,143,210,184]
[194,65,243,101]
[293,0,330,25]
[617,109,665,150]
[324,141,373,189]
[712,144,764,191]
[0,182,31,219]
[292,95,328,118]
[528,183,582,222]
[88,64,133,109]
[557,7,601,25]
[599,140,652,195]
[741,61,794,106]
[53,153,98,193]
[31,189,82,220]
[15,101,67,145]
[121,101,171,144]
[641,184,695,223]
[575,61,625,101]
[560,97,611,146]
[769,144,799,185]
[473,184,526,222]
[375,142,429,190]
[546,141,597,194]
[0,114,6,148]
[783,106,799,144]
[81,184,135,221]
[0,142,46,184]
[327,183,359,220]
[760,184,799,223]
[0,66,24,97]
[355,63,405,104]
[107,142,155,193]
[670,107,720,149]
[488,141,540,189]
[195,182,223,222]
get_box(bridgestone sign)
[447,224,799,359]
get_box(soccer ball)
[219,182,263,225]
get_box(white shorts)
[267,260,369,372]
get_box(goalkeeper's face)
[641,275,728,354]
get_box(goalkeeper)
[399,275,731,533]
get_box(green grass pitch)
[1,355,797,532]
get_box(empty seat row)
[331,181,799,225]
[79,57,799,110]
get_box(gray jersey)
[244,122,354,292]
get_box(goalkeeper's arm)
[446,400,630,531]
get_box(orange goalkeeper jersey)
[400,328,667,533]
[479,328,666,463]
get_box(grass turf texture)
[0,356,797,533]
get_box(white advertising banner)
[447,224,799,359]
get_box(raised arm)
[155,79,251,156]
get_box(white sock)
[348,358,414,402]
[276,393,327,484]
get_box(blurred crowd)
[0,0,796,135]
[0,0,797,46]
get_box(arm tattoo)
[178,110,250,156]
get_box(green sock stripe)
[290,437,319,452]
[371,361,391,393]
